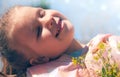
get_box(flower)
[72,41,120,77]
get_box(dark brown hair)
[0,6,31,77]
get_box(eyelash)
[36,26,42,38]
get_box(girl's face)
[9,6,74,59]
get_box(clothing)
[68,49,83,57]
[85,34,120,77]
[27,34,120,77]
[67,45,88,57]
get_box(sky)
[0,0,120,43]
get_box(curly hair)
[0,6,31,77]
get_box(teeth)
[55,18,62,37]
[55,29,59,37]
[55,27,60,37]
[52,18,62,37]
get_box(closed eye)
[36,26,42,39]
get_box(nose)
[38,14,53,28]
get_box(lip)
[55,18,63,37]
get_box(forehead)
[7,7,37,58]
[15,6,37,23]
[8,6,37,46]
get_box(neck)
[65,38,84,54]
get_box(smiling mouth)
[55,18,62,37]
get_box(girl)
[0,5,86,77]
[1,5,119,77]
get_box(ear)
[29,56,49,65]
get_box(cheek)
[36,38,61,54]
[40,28,60,44]
[41,28,53,39]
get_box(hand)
[87,34,111,53]
[57,63,90,77]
